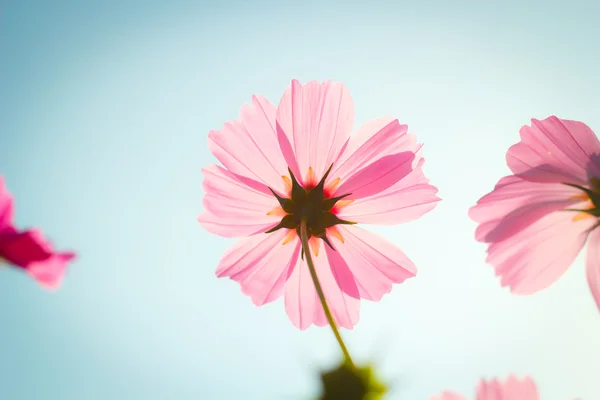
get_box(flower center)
[565,177,600,221]
[266,164,355,251]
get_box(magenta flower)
[469,116,600,312]
[198,79,439,329]
[0,176,75,289]
[431,375,539,400]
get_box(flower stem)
[300,219,354,368]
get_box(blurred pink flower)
[198,79,439,329]
[0,176,75,289]
[469,116,600,312]
[431,375,539,400]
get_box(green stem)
[300,219,354,368]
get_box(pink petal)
[335,152,415,200]
[207,95,289,195]
[430,393,467,400]
[330,117,414,182]
[329,117,423,199]
[0,229,75,289]
[475,378,502,400]
[486,210,595,295]
[27,252,75,290]
[506,116,600,184]
[284,243,360,330]
[469,176,582,242]
[198,165,281,237]
[500,376,539,400]
[325,226,416,301]
[275,79,355,184]
[478,200,583,244]
[0,229,53,267]
[216,229,300,306]
[337,163,440,225]
[323,246,360,299]
[476,376,539,400]
[0,176,15,232]
[585,227,600,313]
[512,164,585,184]
[469,176,577,223]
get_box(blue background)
[1,0,599,399]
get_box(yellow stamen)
[310,237,320,257]
[334,199,354,210]
[568,193,590,202]
[282,229,296,245]
[328,226,345,243]
[267,206,287,216]
[307,166,316,186]
[573,212,595,222]
[326,177,341,193]
[282,176,292,192]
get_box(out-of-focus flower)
[469,116,600,312]
[318,359,386,400]
[199,79,439,329]
[431,375,539,400]
[0,176,75,289]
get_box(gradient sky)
[1,1,599,399]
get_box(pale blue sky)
[1,1,599,399]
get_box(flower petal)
[330,118,422,200]
[216,229,300,306]
[275,79,355,184]
[586,227,600,313]
[284,245,360,330]
[335,152,415,200]
[0,229,75,288]
[0,176,15,232]
[506,116,600,184]
[207,95,289,194]
[330,117,415,181]
[499,376,539,400]
[476,376,539,400]
[485,210,595,295]
[27,252,75,289]
[337,161,440,225]
[325,225,416,301]
[429,393,467,400]
[470,176,577,223]
[0,229,53,266]
[469,176,582,242]
[475,378,502,400]
[323,245,360,299]
[198,165,281,238]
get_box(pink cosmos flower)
[0,176,75,289]
[198,79,440,329]
[469,116,600,312]
[430,375,539,400]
